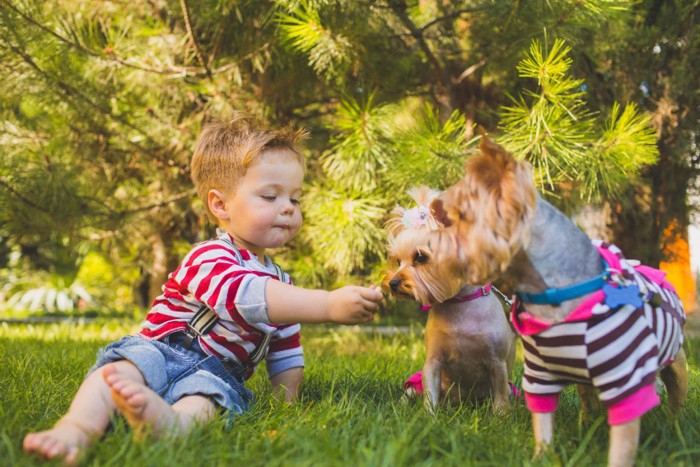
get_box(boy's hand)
[328,285,383,324]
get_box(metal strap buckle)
[183,305,219,349]
[247,332,272,367]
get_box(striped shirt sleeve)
[266,323,304,377]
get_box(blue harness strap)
[516,261,610,306]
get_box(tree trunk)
[573,203,612,242]
[148,232,170,305]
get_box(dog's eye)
[414,252,428,264]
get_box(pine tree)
[1,0,697,312]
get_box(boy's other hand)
[328,285,383,324]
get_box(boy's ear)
[208,189,229,220]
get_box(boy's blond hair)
[191,113,308,222]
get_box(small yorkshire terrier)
[383,186,515,413]
[430,138,688,466]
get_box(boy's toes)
[22,434,35,450]
[23,433,47,455]
[24,421,91,464]
[102,362,118,378]
[41,440,64,459]
[64,446,81,466]
[44,446,62,460]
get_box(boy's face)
[217,151,304,257]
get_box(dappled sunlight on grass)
[0,319,139,342]
[304,324,425,360]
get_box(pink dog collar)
[421,283,493,311]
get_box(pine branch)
[417,7,483,33]
[0,176,49,212]
[207,21,226,69]
[179,0,212,80]
[277,5,356,80]
[211,43,272,76]
[2,0,266,78]
[117,190,195,216]
[456,60,485,83]
[388,1,450,91]
[2,0,181,74]
[3,35,168,158]
[554,0,628,27]
[76,189,194,224]
[556,0,588,26]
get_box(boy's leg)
[23,359,143,465]
[104,363,217,439]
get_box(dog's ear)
[430,198,452,227]
[478,135,508,159]
[465,137,517,196]
[432,136,537,284]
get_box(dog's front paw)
[400,387,421,405]
[533,444,561,465]
[401,371,423,405]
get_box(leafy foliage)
[4,279,92,314]
[1,0,697,313]
[303,186,386,276]
[321,92,392,193]
[277,2,357,81]
[385,103,477,194]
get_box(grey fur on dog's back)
[527,198,603,291]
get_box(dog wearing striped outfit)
[428,138,687,467]
[383,187,515,414]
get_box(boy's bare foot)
[102,363,178,439]
[23,417,94,465]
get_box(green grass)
[1,320,699,466]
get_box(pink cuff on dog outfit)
[525,392,559,413]
[526,384,659,426]
[607,384,659,425]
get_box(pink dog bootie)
[403,371,424,397]
[403,371,523,399]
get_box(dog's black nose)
[389,279,400,291]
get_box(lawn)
[1,320,699,466]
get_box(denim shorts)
[88,334,253,417]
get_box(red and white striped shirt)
[140,229,303,379]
